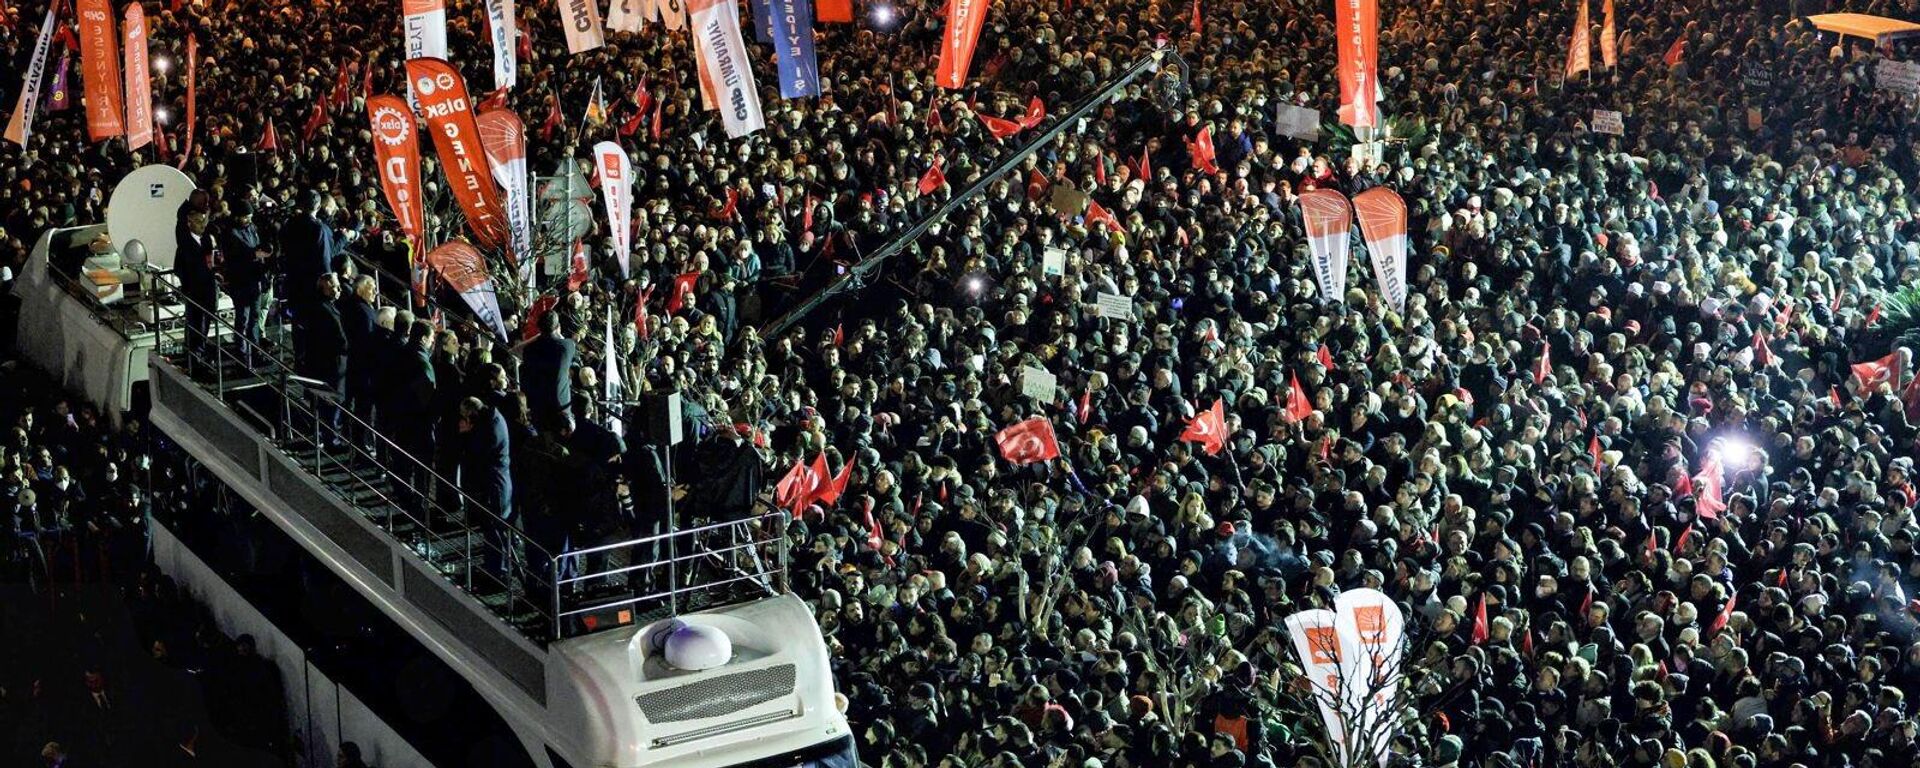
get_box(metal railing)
[151,270,791,641]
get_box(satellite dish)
[107,165,196,271]
[663,624,732,671]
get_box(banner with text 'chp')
[1334,0,1378,128]
[485,0,517,90]
[123,3,153,151]
[1299,189,1353,303]
[1352,186,1408,313]
[690,0,765,138]
[937,0,992,89]
[557,0,607,53]
[78,0,126,141]
[406,58,509,249]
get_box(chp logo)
[370,104,415,147]
[413,72,457,98]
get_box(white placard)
[1020,366,1058,402]
[1274,103,1322,141]
[1096,292,1132,320]
[1877,59,1920,96]
[1042,247,1067,276]
[1591,109,1624,135]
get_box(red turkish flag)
[666,271,701,315]
[1693,455,1726,520]
[1025,168,1050,201]
[1086,199,1121,233]
[1673,523,1693,554]
[1851,351,1902,396]
[995,417,1060,465]
[918,162,946,196]
[1284,373,1313,423]
[1315,344,1334,371]
[1469,594,1489,645]
[775,459,818,513]
[1020,96,1045,129]
[1709,593,1736,636]
[1752,330,1772,367]
[1589,434,1603,474]
[1092,147,1107,186]
[1663,36,1687,67]
[1189,126,1219,175]
[1179,399,1227,456]
[1532,343,1551,385]
[258,118,280,152]
[817,457,854,507]
[978,113,1021,140]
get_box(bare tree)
[1267,623,1424,768]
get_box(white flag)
[608,0,651,32]
[689,0,765,138]
[1333,588,1407,766]
[485,0,517,90]
[593,141,634,278]
[4,6,60,147]
[402,0,449,60]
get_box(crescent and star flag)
[122,3,151,150]
[1086,199,1120,233]
[1532,342,1550,385]
[690,0,766,138]
[771,0,821,98]
[917,161,946,195]
[816,456,853,507]
[1692,454,1726,520]
[1020,96,1045,129]
[1565,0,1591,79]
[1469,594,1489,644]
[484,0,517,90]
[1189,125,1219,174]
[979,113,1021,140]
[995,417,1060,465]
[477,109,533,275]
[936,0,992,89]
[1851,351,1903,395]
[1600,0,1617,68]
[1352,186,1409,313]
[593,141,634,279]
[1179,399,1227,456]
[1298,189,1353,302]
[1663,36,1686,67]
[1285,372,1313,422]
[816,0,852,23]
[425,240,510,341]
[4,3,58,147]
[406,58,509,249]
[557,0,607,53]
[666,271,700,314]
[402,0,449,61]
[77,0,125,141]
[259,118,281,151]
[1333,0,1378,128]
[1316,343,1335,371]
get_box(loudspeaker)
[645,391,684,447]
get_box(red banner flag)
[1589,434,1603,473]
[367,95,426,255]
[1025,169,1049,201]
[995,417,1060,465]
[817,457,854,507]
[1599,0,1617,68]
[1333,0,1378,127]
[121,3,151,150]
[1316,344,1334,371]
[406,58,508,249]
[1709,593,1736,636]
[1469,594,1489,645]
[182,34,196,163]
[259,118,281,152]
[1020,96,1045,129]
[77,0,124,141]
[917,162,946,196]
[1532,343,1550,385]
[1752,330,1773,367]
[817,0,853,23]
[1189,125,1219,174]
[1663,36,1686,67]
[1285,373,1313,423]
[979,113,1021,140]
[936,0,992,89]
[1693,455,1726,520]
[1565,0,1591,79]
[1179,399,1227,456]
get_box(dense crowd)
[12,0,1920,767]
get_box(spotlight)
[155,107,169,124]
[869,2,898,30]
[1710,437,1763,471]
[154,56,171,75]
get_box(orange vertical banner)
[1334,0,1378,128]
[183,34,197,164]
[77,0,125,141]
[123,3,153,150]
[406,58,509,249]
[936,0,992,89]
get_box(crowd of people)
[11,0,1920,766]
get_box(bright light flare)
[154,56,171,75]
[869,3,898,30]
[1710,437,1763,471]
[154,107,170,124]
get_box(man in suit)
[339,275,381,443]
[457,396,516,589]
[520,308,576,431]
[278,190,345,319]
[218,200,273,365]
[391,320,438,514]
[300,274,349,440]
[173,209,221,359]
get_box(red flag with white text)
[936,0,992,89]
[406,58,509,249]
[1333,0,1378,127]
[77,0,125,141]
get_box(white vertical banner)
[3,5,59,147]
[557,0,607,53]
[402,0,449,60]
[1351,186,1408,314]
[657,0,688,31]
[1298,189,1354,303]
[485,0,518,90]
[1285,609,1351,768]
[689,0,765,138]
[1333,588,1407,766]
[608,0,651,32]
[593,141,634,279]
